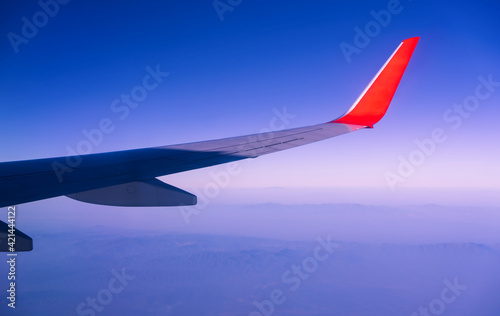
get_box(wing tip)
[402,36,420,50]
[403,36,420,43]
[329,37,420,127]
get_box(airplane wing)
[0,37,419,209]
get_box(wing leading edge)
[0,37,419,208]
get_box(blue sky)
[2,2,500,315]
[1,0,500,206]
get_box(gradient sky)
[1,0,500,207]
[3,4,500,316]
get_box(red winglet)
[330,37,419,127]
